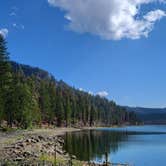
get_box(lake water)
[63,125,166,166]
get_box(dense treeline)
[0,35,138,129]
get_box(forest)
[0,34,138,129]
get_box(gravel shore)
[0,128,81,163]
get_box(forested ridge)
[126,106,166,124]
[0,35,138,129]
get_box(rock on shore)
[1,134,68,162]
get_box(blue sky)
[1,0,166,108]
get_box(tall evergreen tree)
[0,90,4,125]
[0,34,12,126]
[56,87,65,126]
[65,97,71,127]
[48,81,56,124]
[39,80,51,122]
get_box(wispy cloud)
[9,6,25,31]
[88,91,94,95]
[48,0,166,40]
[79,88,84,91]
[97,91,109,98]
[0,28,9,38]
[79,88,108,97]
[12,23,25,30]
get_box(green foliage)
[39,80,52,121]
[0,34,12,127]
[0,89,4,124]
[65,98,72,126]
[0,34,139,129]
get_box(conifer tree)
[48,81,56,123]
[0,34,12,126]
[65,97,71,126]
[39,81,51,122]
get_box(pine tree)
[27,76,41,126]
[0,35,11,89]
[0,34,12,127]
[0,90,4,125]
[16,82,39,129]
[39,80,51,122]
[56,88,65,126]
[65,97,71,127]
[48,81,56,124]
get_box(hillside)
[9,61,139,127]
[10,61,54,80]
[126,106,166,124]
[0,34,138,129]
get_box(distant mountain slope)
[6,61,139,127]
[125,106,166,124]
[12,61,163,125]
[10,61,54,80]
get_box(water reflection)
[63,130,129,161]
[63,127,166,164]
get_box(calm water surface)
[63,125,166,166]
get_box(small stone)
[15,157,23,161]
[38,135,44,140]
[26,139,31,143]
[72,155,76,159]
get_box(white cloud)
[79,88,93,95]
[48,0,166,40]
[144,10,166,22]
[88,91,94,95]
[97,91,109,98]
[79,88,84,91]
[0,28,9,38]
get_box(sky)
[1,0,166,108]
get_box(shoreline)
[0,127,81,148]
[0,127,110,165]
[0,127,111,166]
[0,126,144,165]
[0,125,143,148]
[0,128,82,164]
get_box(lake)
[63,125,166,166]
